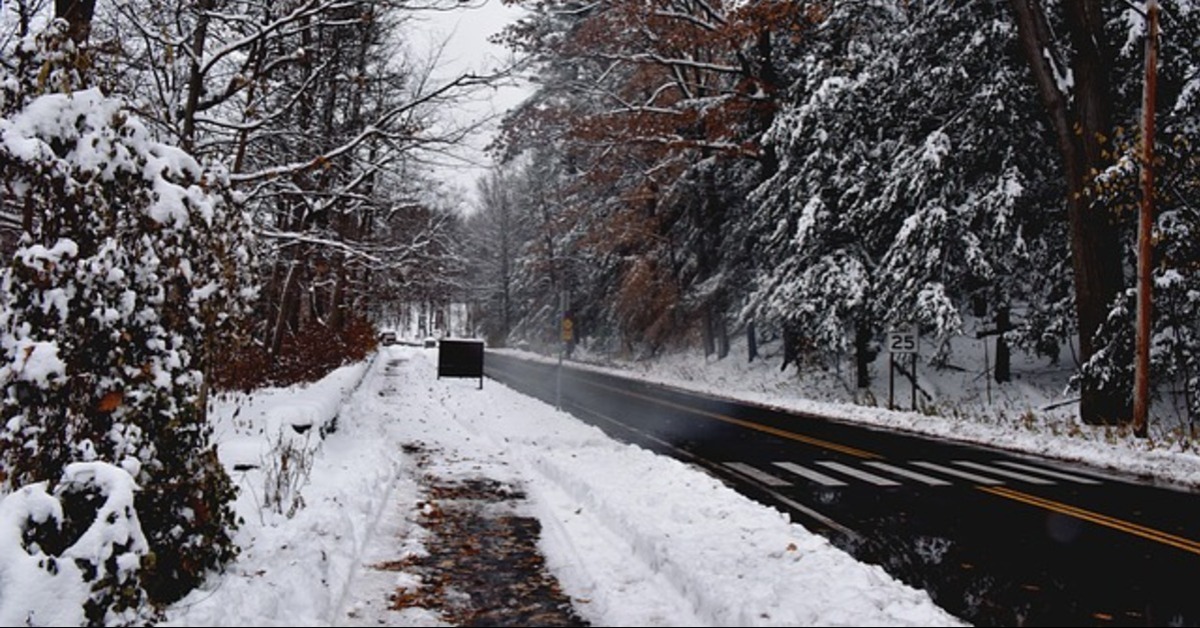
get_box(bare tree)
[90,0,510,378]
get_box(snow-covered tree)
[491,0,804,356]
[61,0,509,385]
[0,27,250,606]
[1075,1,1200,427]
[0,462,150,625]
[465,166,532,345]
[748,1,1062,384]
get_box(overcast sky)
[411,0,532,209]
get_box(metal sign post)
[912,351,918,411]
[556,291,568,410]
[889,353,895,411]
[887,326,919,411]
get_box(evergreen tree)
[0,21,250,608]
[749,1,1061,380]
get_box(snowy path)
[164,346,963,626]
[335,349,708,626]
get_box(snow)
[2,339,66,384]
[0,462,147,627]
[0,481,86,627]
[920,130,951,168]
[155,346,963,627]
[9,328,1200,625]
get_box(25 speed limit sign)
[887,327,919,354]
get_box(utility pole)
[1133,0,1159,438]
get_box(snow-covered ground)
[12,329,1200,626]
[160,345,964,626]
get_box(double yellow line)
[980,485,1200,556]
[528,361,1200,558]
[579,376,880,459]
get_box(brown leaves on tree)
[96,390,123,413]
[492,1,818,350]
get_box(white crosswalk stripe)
[863,461,952,486]
[773,462,848,486]
[954,460,1055,485]
[815,461,901,486]
[911,461,1005,485]
[724,459,1105,490]
[994,460,1103,485]
[724,462,792,487]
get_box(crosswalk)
[722,458,1104,489]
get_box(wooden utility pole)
[1133,0,1160,438]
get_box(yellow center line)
[577,376,880,460]
[501,358,1200,559]
[979,485,1200,556]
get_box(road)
[485,351,1200,627]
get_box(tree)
[89,0,504,384]
[1075,1,1200,430]
[0,84,249,611]
[748,1,1062,387]
[1007,0,1133,424]
[466,167,530,345]
[492,0,807,355]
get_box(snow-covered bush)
[0,76,250,606]
[0,461,149,626]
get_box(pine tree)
[748,1,1064,380]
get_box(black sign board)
[437,339,484,389]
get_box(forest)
[464,0,1200,430]
[0,0,1198,623]
[0,0,486,622]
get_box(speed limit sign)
[887,327,918,354]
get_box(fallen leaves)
[371,442,587,626]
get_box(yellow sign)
[562,318,574,342]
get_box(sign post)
[887,326,919,410]
[437,339,485,389]
[556,292,569,410]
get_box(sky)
[6,329,1200,624]
[410,0,533,207]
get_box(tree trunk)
[269,261,301,362]
[855,319,872,389]
[995,306,1011,384]
[781,327,796,372]
[1132,1,1159,439]
[716,312,730,360]
[180,0,215,152]
[328,265,347,332]
[1009,0,1130,424]
[747,320,758,363]
[702,308,716,357]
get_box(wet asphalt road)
[485,352,1200,627]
